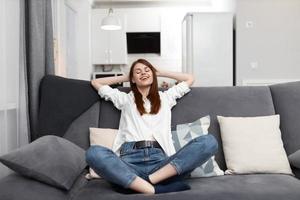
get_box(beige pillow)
[217,114,293,175]
[85,128,118,180]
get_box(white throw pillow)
[217,114,294,175]
[85,128,118,180]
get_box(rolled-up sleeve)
[163,81,191,108]
[98,85,128,110]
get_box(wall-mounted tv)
[126,32,160,54]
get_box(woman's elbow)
[91,79,102,90]
[186,74,195,86]
[91,79,97,87]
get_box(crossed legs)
[148,134,218,184]
[85,145,155,194]
[85,134,218,194]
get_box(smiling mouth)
[140,76,149,81]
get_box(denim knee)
[194,134,218,155]
[85,146,97,164]
[205,134,219,155]
[85,145,110,166]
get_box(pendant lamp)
[101,7,121,31]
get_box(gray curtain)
[19,0,30,147]
[20,0,55,142]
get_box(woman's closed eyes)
[136,67,150,74]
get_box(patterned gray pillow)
[171,115,224,177]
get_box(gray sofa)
[0,75,300,200]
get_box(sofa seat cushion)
[0,168,89,200]
[0,173,68,200]
[74,174,300,200]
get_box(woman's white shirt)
[98,81,191,157]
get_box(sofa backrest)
[97,85,276,170]
[270,81,300,156]
[38,75,100,149]
[38,75,284,171]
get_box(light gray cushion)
[0,135,87,190]
[172,115,224,177]
[289,150,300,169]
[217,114,293,175]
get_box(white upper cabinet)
[91,9,127,65]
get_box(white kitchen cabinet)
[91,9,127,65]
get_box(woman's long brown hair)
[129,59,161,116]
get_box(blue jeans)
[85,134,218,189]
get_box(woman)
[86,58,218,194]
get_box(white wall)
[0,0,20,178]
[53,0,92,80]
[74,0,93,80]
[236,0,300,86]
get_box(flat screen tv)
[126,32,160,54]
